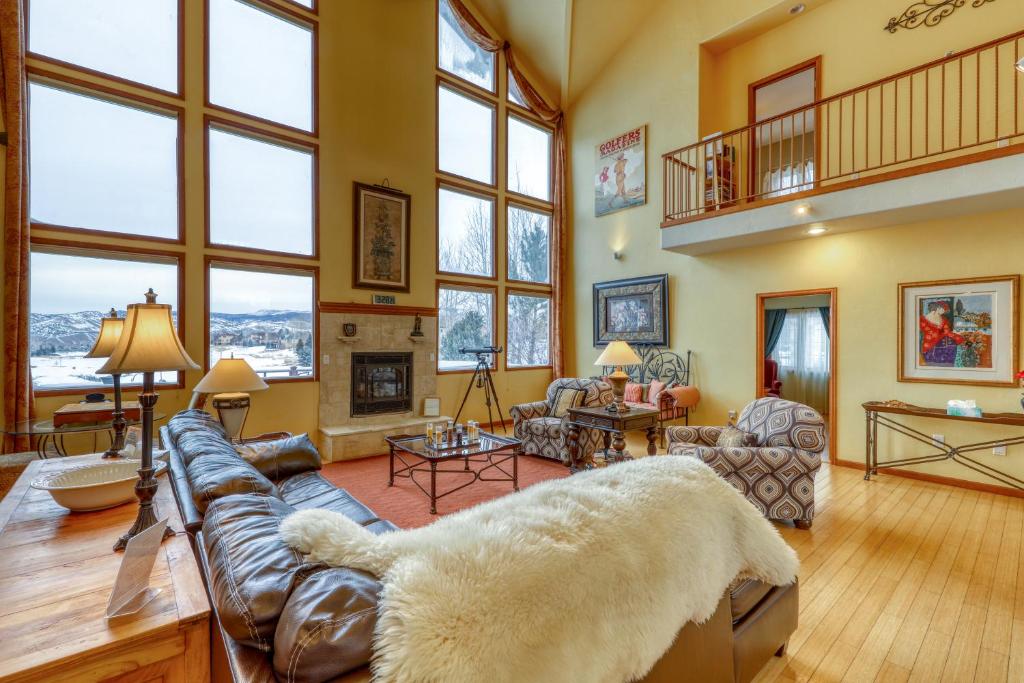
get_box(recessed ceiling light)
[789,3,806,15]
[794,203,810,216]
[1016,56,1024,74]
[806,226,828,236]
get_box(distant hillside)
[30,310,312,354]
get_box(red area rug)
[321,453,569,529]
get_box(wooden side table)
[0,453,210,683]
[566,405,660,471]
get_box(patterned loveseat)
[666,397,826,529]
[510,378,613,465]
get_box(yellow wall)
[700,0,1019,135]
[567,0,1024,488]
[10,0,551,452]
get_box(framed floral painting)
[898,275,1020,386]
[353,182,411,292]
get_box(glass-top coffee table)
[385,432,522,514]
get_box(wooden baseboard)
[831,456,1024,499]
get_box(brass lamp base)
[604,368,632,413]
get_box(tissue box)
[946,400,983,418]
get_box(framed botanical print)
[898,275,1020,386]
[593,274,669,346]
[353,182,411,292]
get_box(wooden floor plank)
[747,463,1023,683]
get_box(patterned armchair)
[666,397,827,529]
[510,378,613,465]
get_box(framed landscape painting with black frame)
[898,275,1020,387]
[353,182,411,292]
[593,274,669,347]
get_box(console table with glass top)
[4,414,166,459]
[863,401,1024,490]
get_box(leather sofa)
[162,409,798,683]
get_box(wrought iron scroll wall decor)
[885,0,995,33]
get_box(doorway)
[748,57,821,199]
[756,288,837,461]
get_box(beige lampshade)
[84,309,124,359]
[98,290,199,374]
[194,358,269,394]
[594,340,642,367]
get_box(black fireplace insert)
[351,352,413,416]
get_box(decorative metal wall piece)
[602,347,692,387]
[885,0,994,33]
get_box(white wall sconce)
[1016,57,1024,74]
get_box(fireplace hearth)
[351,352,413,416]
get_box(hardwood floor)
[751,462,1024,683]
[619,432,1021,681]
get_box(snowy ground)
[210,345,312,379]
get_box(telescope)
[458,346,503,355]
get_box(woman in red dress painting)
[919,300,964,366]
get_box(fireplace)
[351,352,413,416]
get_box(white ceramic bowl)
[31,460,168,512]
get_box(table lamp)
[86,308,126,458]
[189,358,269,441]
[595,340,642,413]
[99,289,199,552]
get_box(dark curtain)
[764,309,788,356]
[818,307,831,339]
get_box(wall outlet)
[322,354,330,365]
[931,434,945,445]
[993,445,1007,456]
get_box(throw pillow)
[716,426,758,448]
[550,387,585,418]
[649,379,667,404]
[623,383,644,403]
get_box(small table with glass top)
[385,432,522,514]
[3,413,166,459]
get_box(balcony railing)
[662,29,1024,226]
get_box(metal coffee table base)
[388,447,521,514]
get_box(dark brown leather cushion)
[187,451,279,515]
[166,409,226,449]
[273,567,382,683]
[730,579,773,623]
[202,494,319,650]
[278,472,380,526]
[236,434,322,481]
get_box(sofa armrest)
[666,425,723,447]
[510,400,550,424]
[661,385,701,410]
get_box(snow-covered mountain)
[30,309,312,354]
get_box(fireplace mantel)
[319,301,438,317]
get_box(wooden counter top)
[0,453,210,683]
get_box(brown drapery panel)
[0,0,34,452]
[446,0,568,378]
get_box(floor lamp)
[85,308,126,458]
[99,289,199,552]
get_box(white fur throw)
[280,456,798,683]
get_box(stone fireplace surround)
[317,304,448,461]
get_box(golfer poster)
[595,125,646,217]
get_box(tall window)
[438,284,496,371]
[29,247,181,391]
[207,123,316,256]
[208,263,316,380]
[28,80,180,240]
[28,0,180,94]
[506,291,550,368]
[435,1,553,374]
[207,0,315,132]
